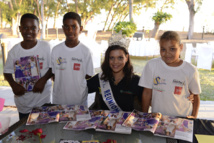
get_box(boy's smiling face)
[19,18,39,42]
[62,19,83,44]
[160,40,183,67]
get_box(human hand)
[187,94,194,103]
[11,82,25,96]
[186,115,196,119]
[33,77,46,93]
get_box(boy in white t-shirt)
[51,12,94,106]
[139,31,201,118]
[4,13,52,120]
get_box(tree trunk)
[129,0,133,22]
[0,9,2,28]
[17,13,22,37]
[103,4,114,32]
[35,0,42,21]
[107,13,116,30]
[75,0,78,13]
[187,9,195,39]
[11,18,17,36]
[186,0,196,39]
[53,2,60,28]
[151,22,160,39]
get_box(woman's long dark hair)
[101,45,133,82]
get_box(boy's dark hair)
[20,13,39,25]
[101,45,133,83]
[159,31,181,44]
[63,12,81,26]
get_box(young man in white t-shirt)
[4,13,52,120]
[139,31,201,118]
[51,12,94,106]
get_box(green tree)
[102,0,156,32]
[151,0,174,39]
[151,11,172,38]
[114,21,137,37]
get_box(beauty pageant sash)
[98,73,121,112]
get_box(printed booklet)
[14,56,41,92]
[154,115,194,142]
[95,111,132,134]
[63,110,110,130]
[122,110,194,142]
[26,105,91,125]
[64,111,132,134]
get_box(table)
[128,39,160,57]
[0,117,166,143]
[1,116,214,143]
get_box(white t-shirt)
[138,58,201,117]
[51,41,94,106]
[4,40,52,113]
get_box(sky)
[49,0,214,33]
[132,0,214,32]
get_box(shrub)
[114,21,137,37]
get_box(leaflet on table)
[95,111,132,134]
[26,105,91,125]
[14,55,41,92]
[122,109,162,133]
[122,110,194,142]
[59,139,99,143]
[63,110,110,130]
[154,115,194,142]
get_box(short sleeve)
[3,50,15,74]
[85,49,95,76]
[51,49,55,74]
[138,61,153,89]
[188,69,201,94]
[87,74,99,93]
[46,43,52,68]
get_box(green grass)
[0,55,213,101]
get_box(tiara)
[108,31,130,49]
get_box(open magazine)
[14,55,41,92]
[95,111,132,134]
[26,105,91,125]
[63,110,110,130]
[64,110,132,134]
[154,115,194,142]
[122,110,193,142]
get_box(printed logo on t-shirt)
[153,76,166,85]
[56,57,67,65]
[56,57,67,70]
[73,63,80,70]
[173,79,185,86]
[174,86,183,95]
[39,62,43,69]
[72,57,82,62]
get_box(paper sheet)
[195,134,214,143]
[0,98,5,111]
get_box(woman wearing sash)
[87,33,143,112]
